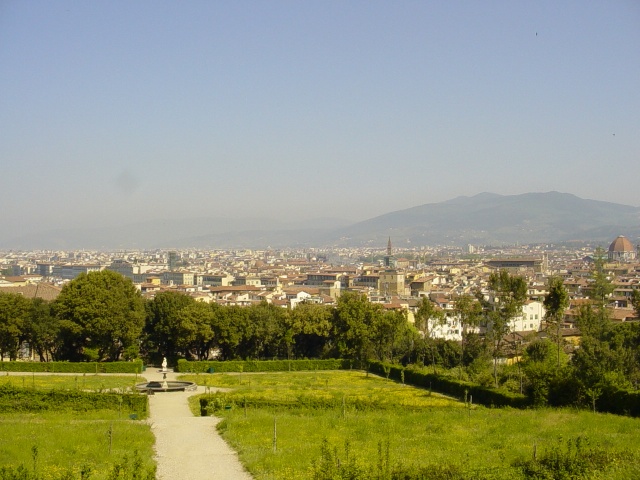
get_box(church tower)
[384,237,395,268]
[379,237,405,297]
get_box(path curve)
[145,369,253,480]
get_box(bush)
[175,359,352,373]
[514,436,633,479]
[0,361,144,374]
[596,386,640,417]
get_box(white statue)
[162,357,167,372]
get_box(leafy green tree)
[144,291,195,363]
[414,297,445,373]
[631,289,640,318]
[288,302,333,359]
[24,298,60,362]
[333,292,378,363]
[569,303,638,405]
[0,291,31,360]
[454,294,483,377]
[522,338,568,406]
[370,309,417,363]
[487,270,527,387]
[173,301,215,360]
[462,332,491,373]
[589,247,614,306]
[53,270,145,361]
[241,302,289,359]
[575,303,610,340]
[210,304,247,360]
[543,276,570,367]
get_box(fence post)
[273,417,277,453]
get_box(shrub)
[514,436,633,479]
[596,386,640,417]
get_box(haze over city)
[1,1,639,240]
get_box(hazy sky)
[1,1,639,235]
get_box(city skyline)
[1,1,639,236]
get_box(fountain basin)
[136,381,197,393]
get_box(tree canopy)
[53,270,145,361]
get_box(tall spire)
[387,236,392,256]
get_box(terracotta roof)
[609,235,635,253]
[0,284,62,301]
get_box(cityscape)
[2,233,639,359]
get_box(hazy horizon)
[2,2,639,237]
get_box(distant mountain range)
[334,192,640,247]
[4,192,640,250]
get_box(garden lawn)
[0,410,155,479]
[181,371,640,480]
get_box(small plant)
[515,436,631,480]
[31,445,38,474]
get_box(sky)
[1,1,639,236]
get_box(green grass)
[0,374,146,392]
[0,410,155,479]
[181,371,640,480]
[181,370,463,412]
[0,375,153,479]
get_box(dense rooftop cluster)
[1,238,639,349]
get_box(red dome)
[608,235,634,253]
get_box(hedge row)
[0,384,148,416]
[175,359,353,373]
[0,361,144,374]
[597,387,640,417]
[198,393,403,415]
[368,361,529,409]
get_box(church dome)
[609,235,634,253]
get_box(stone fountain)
[135,357,197,393]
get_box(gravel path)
[145,369,253,480]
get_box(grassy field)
[0,373,146,392]
[181,371,640,480]
[0,375,154,480]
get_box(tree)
[174,302,215,360]
[53,270,145,361]
[573,306,640,395]
[454,294,483,377]
[522,338,568,406]
[487,271,527,387]
[631,289,640,319]
[414,297,445,373]
[589,247,614,306]
[210,305,247,360]
[370,309,417,363]
[24,298,60,362]
[288,302,333,359]
[0,292,30,360]
[543,277,569,368]
[144,291,196,363]
[333,292,378,363]
[241,302,289,359]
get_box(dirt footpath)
[145,370,252,480]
